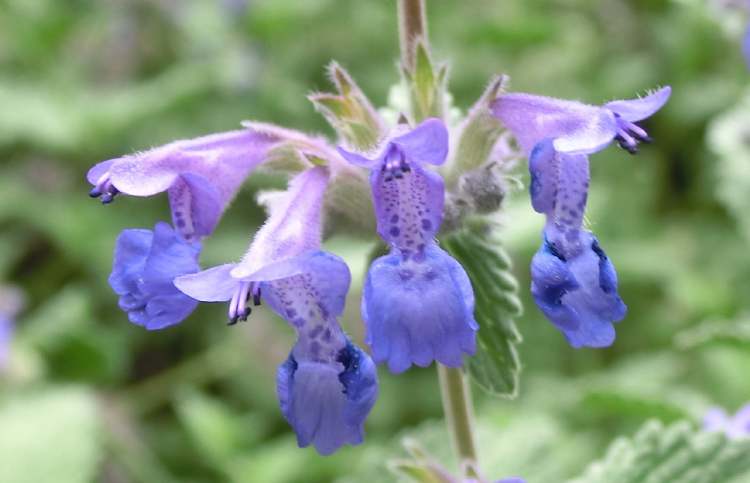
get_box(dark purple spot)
[421,219,432,230]
[286,308,297,318]
[390,226,400,237]
[293,317,306,328]
[309,341,321,358]
[391,214,399,223]
[176,219,186,228]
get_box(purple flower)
[179,247,378,454]
[704,404,750,439]
[492,86,669,349]
[526,140,626,348]
[109,222,201,330]
[174,166,330,323]
[0,287,24,370]
[363,244,477,373]
[337,118,448,256]
[339,119,478,372]
[87,129,278,241]
[491,87,670,156]
[0,315,12,370]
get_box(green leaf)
[308,61,384,150]
[568,420,750,483]
[0,387,102,483]
[441,225,522,397]
[406,41,447,122]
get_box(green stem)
[397,1,482,478]
[397,0,428,71]
[437,364,481,479]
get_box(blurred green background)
[1,0,750,482]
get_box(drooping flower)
[525,139,626,348]
[491,87,671,156]
[174,166,330,323]
[491,87,669,348]
[175,168,378,454]
[704,404,750,439]
[271,252,377,455]
[109,222,201,330]
[338,119,478,372]
[88,129,278,241]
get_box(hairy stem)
[438,365,481,479]
[397,0,428,71]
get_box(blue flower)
[363,244,477,373]
[109,222,201,330]
[278,339,377,455]
[525,140,627,348]
[338,119,478,372]
[174,168,378,455]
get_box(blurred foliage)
[1,0,750,482]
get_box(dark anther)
[253,288,261,306]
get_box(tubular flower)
[526,140,626,348]
[491,88,669,348]
[338,119,478,373]
[491,86,671,156]
[87,129,279,241]
[704,404,750,439]
[175,168,378,455]
[109,222,201,330]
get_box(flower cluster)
[492,87,671,347]
[88,53,670,456]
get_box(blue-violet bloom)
[527,140,626,348]
[175,168,378,454]
[704,404,750,439]
[110,222,201,330]
[88,129,278,241]
[491,86,671,156]
[338,119,478,373]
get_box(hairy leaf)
[442,226,522,397]
[568,420,750,483]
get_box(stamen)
[252,284,262,306]
[89,173,120,204]
[227,281,253,325]
[382,147,411,182]
[613,115,653,154]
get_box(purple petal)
[531,230,626,348]
[704,407,730,433]
[492,93,618,155]
[0,315,13,369]
[370,162,444,255]
[86,159,115,185]
[528,140,560,214]
[109,223,201,330]
[168,173,222,241]
[391,118,449,166]
[336,146,379,168]
[362,244,477,373]
[277,341,378,456]
[254,251,351,322]
[604,86,672,123]
[174,264,238,302]
[232,167,329,278]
